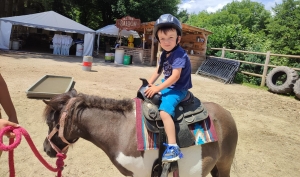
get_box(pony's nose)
[46,150,52,156]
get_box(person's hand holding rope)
[0,119,19,138]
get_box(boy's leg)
[160,110,183,162]
[159,89,187,162]
[160,111,176,144]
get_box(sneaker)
[162,143,183,162]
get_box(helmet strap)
[157,43,180,74]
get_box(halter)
[47,97,79,154]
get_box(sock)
[168,144,178,147]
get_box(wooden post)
[261,51,271,87]
[221,47,225,58]
[143,28,146,49]
[150,29,155,66]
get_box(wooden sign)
[116,16,141,30]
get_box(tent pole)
[97,34,100,55]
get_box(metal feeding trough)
[26,75,74,99]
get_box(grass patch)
[241,83,269,91]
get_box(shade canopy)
[0,11,95,56]
[0,11,95,34]
[96,25,140,38]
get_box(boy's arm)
[157,68,181,90]
[0,74,18,124]
[145,68,181,98]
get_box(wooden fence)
[209,47,300,87]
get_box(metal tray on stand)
[26,75,74,99]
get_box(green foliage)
[266,0,300,71]
[116,0,180,22]
[222,0,271,33]
[176,9,189,23]
[23,0,181,29]
[267,0,300,54]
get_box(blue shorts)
[159,88,187,118]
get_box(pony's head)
[43,89,79,157]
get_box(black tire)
[266,66,299,94]
[293,79,300,99]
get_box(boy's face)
[157,29,181,51]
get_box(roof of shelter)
[0,11,95,34]
[96,24,140,38]
[134,21,213,35]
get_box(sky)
[178,0,283,14]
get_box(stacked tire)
[266,66,299,95]
[293,79,300,99]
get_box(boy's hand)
[144,84,160,98]
[0,119,19,138]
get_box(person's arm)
[0,74,18,124]
[145,68,182,98]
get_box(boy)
[144,14,192,162]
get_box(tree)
[176,9,189,23]
[267,0,300,55]
[115,0,180,22]
[222,0,271,33]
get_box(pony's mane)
[75,93,133,112]
[43,90,134,121]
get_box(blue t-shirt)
[160,46,192,90]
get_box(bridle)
[47,97,79,154]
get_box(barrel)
[105,53,111,62]
[76,44,83,56]
[12,41,19,50]
[82,56,93,71]
[115,49,124,64]
[123,55,131,65]
[110,53,115,62]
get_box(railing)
[209,47,300,87]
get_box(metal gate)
[195,57,240,84]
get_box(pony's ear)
[43,99,50,105]
[43,99,58,111]
[70,89,77,96]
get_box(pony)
[43,89,238,177]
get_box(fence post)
[261,51,271,87]
[221,47,225,58]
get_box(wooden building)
[122,21,212,73]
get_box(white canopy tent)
[95,24,140,54]
[0,11,95,56]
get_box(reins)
[0,126,66,177]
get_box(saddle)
[137,78,209,177]
[137,78,209,148]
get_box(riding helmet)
[153,14,182,41]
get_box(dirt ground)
[0,51,299,177]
